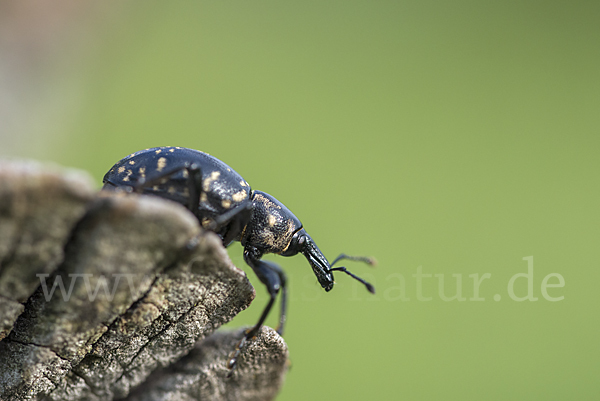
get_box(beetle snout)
[318,272,334,292]
[296,230,336,292]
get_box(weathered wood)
[0,161,288,401]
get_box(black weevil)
[102,146,375,372]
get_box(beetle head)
[244,190,373,294]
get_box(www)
[36,274,137,302]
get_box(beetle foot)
[226,329,256,377]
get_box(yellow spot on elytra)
[240,180,247,187]
[118,166,126,173]
[268,214,276,227]
[155,149,162,154]
[169,148,175,152]
[222,199,231,209]
[200,193,208,203]
[122,169,133,181]
[129,160,135,165]
[139,167,146,178]
[157,157,167,172]
[182,169,189,178]
[232,190,247,202]
[203,171,220,191]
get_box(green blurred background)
[1,1,598,399]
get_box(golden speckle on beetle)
[157,157,167,172]
[232,190,247,202]
[268,214,276,227]
[168,186,176,194]
[280,219,296,253]
[240,180,247,187]
[169,148,175,152]
[201,217,211,228]
[155,149,162,154]
[118,166,126,173]
[139,167,146,178]
[254,193,281,210]
[128,160,135,165]
[200,192,208,203]
[182,169,189,178]
[122,169,133,182]
[258,218,294,252]
[222,199,231,209]
[203,171,220,191]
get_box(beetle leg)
[184,164,202,219]
[227,247,287,374]
[243,248,287,337]
[208,200,253,246]
[131,164,203,219]
[268,262,287,335]
[131,164,189,190]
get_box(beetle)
[102,146,375,372]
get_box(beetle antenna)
[331,253,377,267]
[331,266,375,294]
